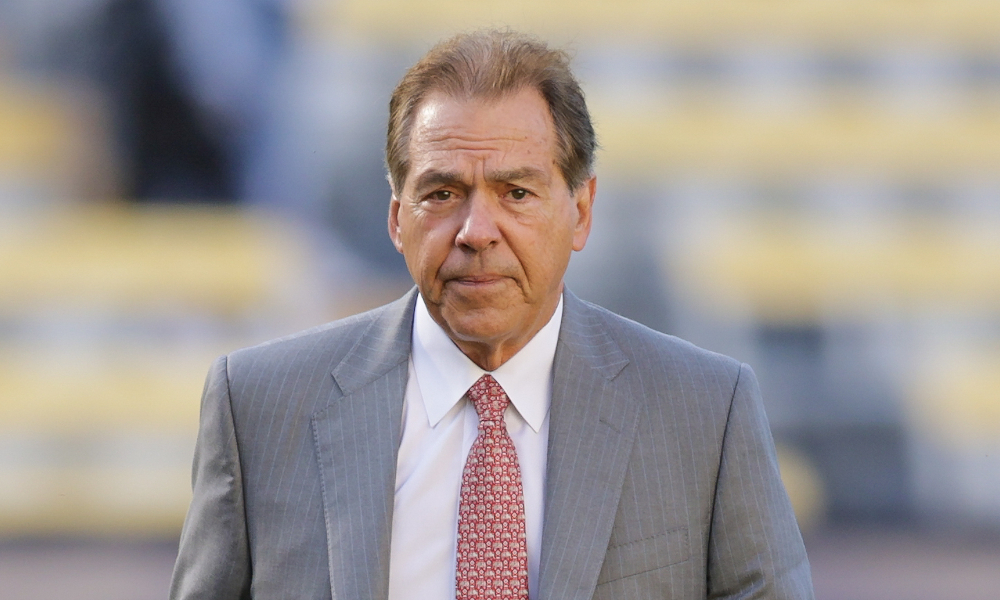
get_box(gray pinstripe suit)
[170,288,813,600]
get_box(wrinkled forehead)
[408,89,558,159]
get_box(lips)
[448,274,508,288]
[452,275,504,283]
[438,261,519,291]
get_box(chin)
[440,306,516,345]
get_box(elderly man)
[171,30,813,600]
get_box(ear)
[388,192,404,253]
[571,175,596,252]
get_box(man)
[171,30,814,600]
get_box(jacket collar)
[315,287,636,600]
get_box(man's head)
[386,29,596,197]
[387,30,597,370]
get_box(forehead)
[406,89,559,174]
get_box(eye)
[509,188,529,200]
[427,190,453,201]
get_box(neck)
[454,340,521,371]
[444,293,562,372]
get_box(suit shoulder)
[582,299,743,382]
[225,294,411,378]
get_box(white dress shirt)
[386,294,562,600]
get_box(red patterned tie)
[456,374,529,600]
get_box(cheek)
[406,226,453,272]
[525,229,573,281]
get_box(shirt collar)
[411,293,562,433]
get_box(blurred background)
[1,0,998,598]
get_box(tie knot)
[467,374,510,426]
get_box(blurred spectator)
[93,0,288,202]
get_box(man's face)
[388,87,595,368]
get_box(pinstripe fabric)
[171,288,813,600]
[546,296,813,600]
[171,293,414,600]
[170,356,252,600]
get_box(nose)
[455,193,501,252]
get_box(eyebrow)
[410,166,551,196]
[412,170,465,194]
[486,167,549,186]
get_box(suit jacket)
[170,289,813,600]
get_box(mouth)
[449,275,507,286]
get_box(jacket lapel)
[309,288,636,600]
[310,290,417,600]
[539,290,636,600]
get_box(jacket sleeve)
[170,355,252,600]
[707,364,815,600]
